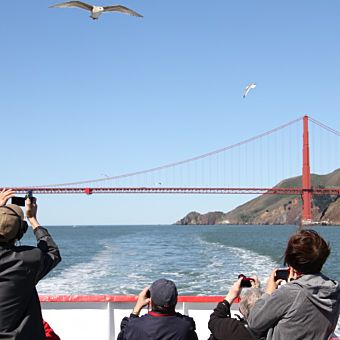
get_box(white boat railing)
[40,295,339,340]
[41,295,229,340]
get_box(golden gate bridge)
[2,115,340,224]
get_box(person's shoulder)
[130,313,153,323]
[269,281,304,300]
[14,245,44,261]
[174,313,196,325]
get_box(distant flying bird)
[49,1,143,20]
[243,82,256,98]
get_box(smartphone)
[11,197,26,207]
[275,268,289,281]
[238,274,255,288]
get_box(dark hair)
[284,229,330,274]
[151,303,175,314]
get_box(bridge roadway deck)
[3,187,340,195]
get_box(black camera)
[238,274,255,288]
[11,191,34,207]
[275,268,289,281]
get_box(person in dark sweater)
[209,276,263,340]
[0,189,61,340]
[117,278,198,340]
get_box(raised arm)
[26,197,61,282]
[209,278,253,339]
[247,270,290,337]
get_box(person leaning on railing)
[0,189,61,340]
[247,229,340,340]
[208,276,263,340]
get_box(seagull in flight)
[243,82,256,98]
[49,1,143,20]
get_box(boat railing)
[40,295,339,340]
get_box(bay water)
[22,225,340,336]
[21,224,340,295]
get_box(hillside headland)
[176,169,340,225]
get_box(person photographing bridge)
[208,275,263,340]
[0,189,61,340]
[247,229,340,340]
[117,278,198,340]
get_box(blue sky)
[1,1,340,225]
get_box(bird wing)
[243,84,251,98]
[103,5,143,17]
[49,1,93,11]
[243,83,256,98]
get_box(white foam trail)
[183,239,277,294]
[38,244,117,294]
[38,232,278,295]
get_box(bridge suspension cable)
[39,116,304,188]
[309,117,340,137]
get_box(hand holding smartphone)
[11,191,35,207]
[238,274,255,288]
[275,268,290,281]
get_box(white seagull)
[49,1,143,20]
[243,82,256,98]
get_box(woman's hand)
[251,275,261,288]
[225,277,243,304]
[25,197,40,229]
[265,269,281,294]
[0,188,15,207]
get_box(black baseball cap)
[149,278,178,307]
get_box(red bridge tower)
[302,115,312,224]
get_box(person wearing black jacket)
[208,276,262,340]
[117,278,198,340]
[0,188,61,340]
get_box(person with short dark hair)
[0,188,61,339]
[208,276,263,340]
[247,229,340,340]
[117,278,198,340]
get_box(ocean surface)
[22,224,340,296]
[22,224,340,336]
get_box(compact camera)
[238,274,255,288]
[275,268,289,281]
[11,190,34,207]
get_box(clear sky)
[1,1,340,225]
